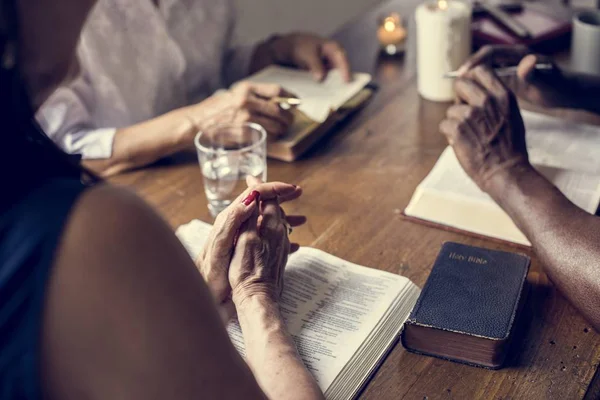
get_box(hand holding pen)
[449,45,581,110]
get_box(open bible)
[176,219,420,400]
[405,110,600,246]
[243,66,373,161]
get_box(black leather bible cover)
[402,242,530,369]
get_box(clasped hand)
[195,176,306,320]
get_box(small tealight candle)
[415,0,472,101]
[377,13,407,56]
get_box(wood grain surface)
[110,1,600,398]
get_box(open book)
[405,110,600,246]
[176,219,420,400]
[243,66,373,161]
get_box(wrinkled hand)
[458,45,576,109]
[253,33,352,82]
[190,81,295,138]
[229,183,292,305]
[196,178,305,319]
[439,66,531,193]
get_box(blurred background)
[233,0,599,45]
[233,0,385,44]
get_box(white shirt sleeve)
[35,75,117,160]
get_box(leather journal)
[401,242,530,369]
[244,66,374,162]
[269,87,374,162]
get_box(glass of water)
[195,122,267,217]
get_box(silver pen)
[444,63,553,79]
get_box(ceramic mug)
[572,9,600,75]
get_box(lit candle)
[377,13,407,55]
[415,0,472,101]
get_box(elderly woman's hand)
[458,45,578,110]
[251,33,352,82]
[228,184,292,306]
[439,66,532,194]
[196,179,305,320]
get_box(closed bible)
[402,242,530,369]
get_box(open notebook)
[177,219,420,400]
[242,66,373,161]
[405,110,600,246]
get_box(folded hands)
[195,176,306,321]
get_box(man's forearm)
[487,166,600,330]
[84,107,197,177]
[235,294,323,400]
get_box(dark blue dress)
[0,38,95,397]
[0,178,86,399]
[0,106,93,397]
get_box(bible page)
[523,110,600,175]
[411,146,600,214]
[415,147,499,205]
[176,221,410,391]
[535,166,600,213]
[226,247,410,392]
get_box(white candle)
[416,0,472,102]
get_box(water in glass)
[202,152,266,215]
[195,123,267,217]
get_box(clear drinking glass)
[195,123,267,217]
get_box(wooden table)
[111,1,600,398]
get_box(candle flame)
[438,0,448,10]
[384,18,397,32]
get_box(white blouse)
[36,0,254,159]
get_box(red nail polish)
[242,190,260,206]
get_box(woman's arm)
[42,183,319,399]
[82,106,198,176]
[42,184,265,399]
[236,294,323,399]
[40,82,294,177]
[229,194,324,399]
[86,82,294,177]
